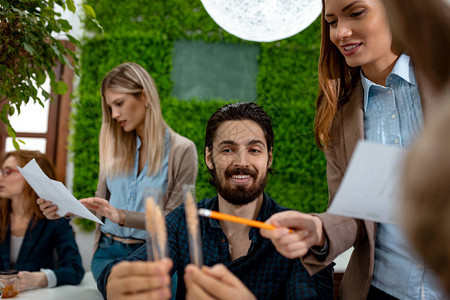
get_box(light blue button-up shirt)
[362,54,444,299]
[101,129,171,240]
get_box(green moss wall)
[72,1,328,231]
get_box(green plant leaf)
[23,43,35,55]
[15,104,21,115]
[83,4,96,18]
[58,19,72,31]
[66,0,76,13]
[53,81,68,95]
[35,71,46,85]
[48,70,56,81]
[51,44,62,58]
[62,54,74,71]
[66,34,81,47]
[7,126,16,138]
[7,106,15,116]
[42,89,51,99]
[12,138,20,150]
[90,18,104,33]
[0,1,9,9]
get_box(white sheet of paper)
[327,140,406,224]
[18,159,103,224]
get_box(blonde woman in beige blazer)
[38,63,198,281]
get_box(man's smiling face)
[206,119,273,206]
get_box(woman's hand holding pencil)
[260,210,326,259]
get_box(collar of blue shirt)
[361,53,416,112]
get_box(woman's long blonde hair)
[0,150,56,242]
[99,62,167,178]
[314,0,360,150]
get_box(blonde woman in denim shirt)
[38,62,198,281]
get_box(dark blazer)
[0,218,84,286]
[302,70,435,299]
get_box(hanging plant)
[0,0,100,148]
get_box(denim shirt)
[101,129,171,240]
[362,54,444,299]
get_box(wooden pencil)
[198,208,277,230]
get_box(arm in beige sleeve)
[301,148,363,275]
[163,139,198,215]
[122,139,198,230]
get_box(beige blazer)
[302,71,435,300]
[92,129,198,250]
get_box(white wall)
[73,222,95,272]
[54,0,84,40]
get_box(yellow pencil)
[198,208,283,231]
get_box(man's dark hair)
[205,102,274,185]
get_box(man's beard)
[213,164,268,206]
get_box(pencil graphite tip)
[198,208,211,217]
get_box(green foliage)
[0,0,99,148]
[73,1,328,232]
[73,217,96,232]
[162,97,230,201]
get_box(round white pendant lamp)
[200,0,322,42]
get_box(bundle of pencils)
[184,187,203,267]
[145,196,167,261]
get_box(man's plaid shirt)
[98,193,334,299]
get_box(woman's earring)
[145,104,149,109]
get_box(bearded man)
[97,102,334,300]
